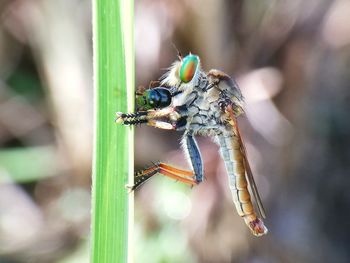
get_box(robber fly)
[116,53,268,236]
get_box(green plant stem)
[91,0,134,262]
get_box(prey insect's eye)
[179,54,199,83]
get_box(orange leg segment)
[158,163,194,177]
[129,162,196,191]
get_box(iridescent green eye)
[179,54,199,83]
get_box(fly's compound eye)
[179,54,199,83]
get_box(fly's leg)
[115,107,177,129]
[128,162,197,191]
[127,165,159,191]
[182,134,204,183]
[115,107,173,123]
[117,107,196,190]
[115,111,149,125]
[116,106,189,131]
[147,120,174,130]
[142,116,186,130]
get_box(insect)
[135,83,172,111]
[116,53,268,236]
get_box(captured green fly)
[135,86,172,111]
[116,53,268,236]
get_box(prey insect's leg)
[182,134,204,183]
[130,162,197,191]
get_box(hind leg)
[128,162,198,191]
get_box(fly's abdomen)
[218,134,267,236]
[219,135,252,215]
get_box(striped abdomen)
[218,134,267,236]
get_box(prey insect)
[116,53,268,236]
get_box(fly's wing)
[227,106,267,219]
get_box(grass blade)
[91,0,134,262]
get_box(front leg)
[115,107,176,130]
[116,107,174,122]
[116,105,189,131]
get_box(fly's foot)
[115,112,123,123]
[125,184,135,193]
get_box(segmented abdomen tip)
[248,218,268,237]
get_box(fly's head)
[161,53,201,95]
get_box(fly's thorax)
[184,86,227,134]
[187,122,223,136]
[197,128,222,137]
[231,98,245,116]
[194,71,210,90]
[206,86,221,103]
[171,90,190,107]
[207,69,245,116]
[162,55,244,133]
[185,102,227,137]
[207,69,243,98]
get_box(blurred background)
[0,0,350,262]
